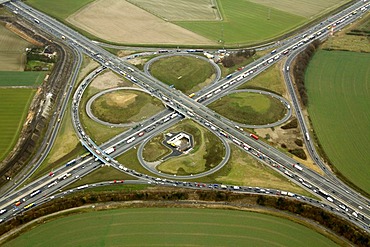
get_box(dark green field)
[0,88,36,161]
[0,71,46,87]
[4,208,338,246]
[176,0,305,45]
[305,50,370,193]
[209,92,287,125]
[25,0,95,19]
[150,56,214,94]
[91,90,164,124]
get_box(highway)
[1,44,84,196]
[0,0,369,232]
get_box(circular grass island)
[209,92,287,125]
[142,120,226,175]
[3,208,339,246]
[91,89,164,124]
[150,55,215,94]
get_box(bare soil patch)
[67,0,214,45]
[107,93,137,108]
[90,71,132,91]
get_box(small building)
[166,132,192,152]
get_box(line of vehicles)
[3,0,369,230]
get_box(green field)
[0,71,46,87]
[25,0,95,20]
[249,0,350,18]
[3,208,338,246]
[0,88,36,161]
[209,92,287,125]
[150,56,215,94]
[176,0,306,45]
[91,90,164,124]
[305,50,370,193]
[0,24,31,71]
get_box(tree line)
[0,189,368,246]
[292,40,321,106]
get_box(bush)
[281,118,298,129]
[221,49,256,68]
[294,139,303,147]
[289,148,307,160]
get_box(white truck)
[104,147,115,155]
[126,137,135,144]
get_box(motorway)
[1,44,84,196]
[0,0,369,232]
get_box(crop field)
[305,50,370,193]
[176,0,306,45]
[150,56,215,94]
[0,88,36,161]
[144,120,225,175]
[249,0,350,18]
[209,92,287,125]
[25,0,95,20]
[26,0,350,46]
[0,71,46,87]
[91,90,164,124]
[3,208,337,246]
[128,0,221,21]
[67,0,213,45]
[0,24,31,71]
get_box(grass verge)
[150,55,215,94]
[209,92,287,125]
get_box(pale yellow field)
[128,0,221,21]
[67,0,214,45]
[249,0,350,18]
[0,24,30,71]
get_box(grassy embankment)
[149,55,215,95]
[91,90,164,124]
[209,92,287,125]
